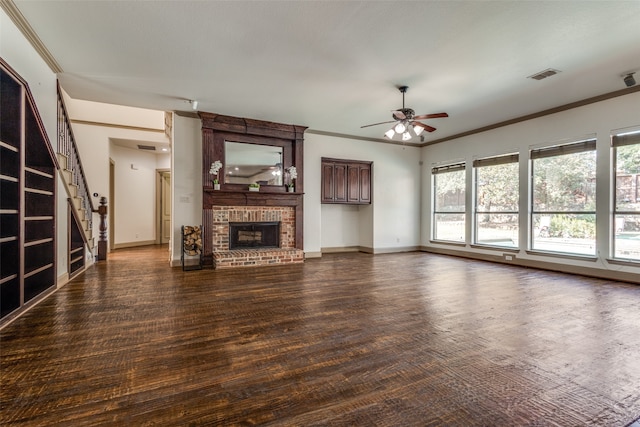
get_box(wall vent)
[137,145,156,151]
[527,68,561,81]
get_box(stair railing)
[57,84,95,232]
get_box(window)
[474,154,519,248]
[612,130,640,261]
[531,139,597,256]
[432,163,465,242]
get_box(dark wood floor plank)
[1,246,640,426]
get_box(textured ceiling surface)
[11,0,640,144]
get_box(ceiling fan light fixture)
[361,85,448,140]
[384,128,396,139]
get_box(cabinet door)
[347,164,360,203]
[334,163,347,202]
[359,165,371,203]
[321,162,335,202]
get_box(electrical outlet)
[503,254,514,261]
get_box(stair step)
[68,183,79,198]
[61,169,72,184]
[56,153,68,170]
[71,196,81,209]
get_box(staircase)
[56,85,96,265]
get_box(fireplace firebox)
[229,222,280,249]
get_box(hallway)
[1,245,639,426]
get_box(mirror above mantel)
[199,112,306,195]
[225,141,283,186]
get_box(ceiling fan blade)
[412,112,449,120]
[412,121,437,132]
[391,110,406,120]
[360,120,396,128]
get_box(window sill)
[607,258,640,267]
[429,240,466,247]
[525,250,597,262]
[470,244,519,252]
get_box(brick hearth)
[210,206,304,268]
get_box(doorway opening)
[156,169,171,249]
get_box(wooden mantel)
[199,113,307,267]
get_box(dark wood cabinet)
[321,158,372,205]
[1,60,57,321]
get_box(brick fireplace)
[199,112,306,269]
[207,206,303,268]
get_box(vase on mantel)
[287,186,295,193]
[214,183,220,190]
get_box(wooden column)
[97,197,108,261]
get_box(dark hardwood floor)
[1,245,639,426]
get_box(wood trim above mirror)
[200,112,306,194]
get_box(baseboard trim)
[419,246,640,284]
[321,246,361,254]
[371,246,420,254]
[304,251,322,259]
[319,246,420,255]
[113,240,157,250]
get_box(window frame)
[473,153,519,249]
[611,130,640,262]
[529,138,597,257]
[431,162,466,243]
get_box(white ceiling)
[11,0,640,145]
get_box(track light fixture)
[623,72,636,87]
[189,100,199,110]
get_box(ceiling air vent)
[527,68,561,81]
[137,145,156,151]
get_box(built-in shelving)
[1,60,57,320]
[68,199,85,278]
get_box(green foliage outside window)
[533,151,596,212]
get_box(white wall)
[110,145,166,245]
[304,133,422,255]
[63,98,164,130]
[170,114,203,264]
[2,9,69,281]
[1,11,58,140]
[69,121,170,246]
[421,90,640,277]
[320,204,362,249]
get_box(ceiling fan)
[361,86,448,141]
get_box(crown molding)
[420,85,640,147]
[1,0,63,73]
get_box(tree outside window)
[531,140,596,256]
[474,155,519,248]
[433,164,465,242]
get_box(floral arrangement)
[286,166,297,188]
[209,160,223,184]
